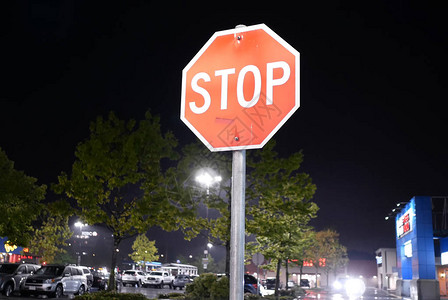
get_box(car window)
[151,272,162,276]
[138,272,145,275]
[93,271,107,276]
[83,268,90,275]
[0,264,18,274]
[64,267,73,275]
[17,266,26,273]
[36,266,65,276]
[245,275,257,284]
[124,271,135,275]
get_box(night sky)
[2,1,447,265]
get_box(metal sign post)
[181,24,300,300]
[230,150,246,299]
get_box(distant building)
[245,256,376,288]
[375,248,397,290]
[0,237,40,264]
[380,196,448,299]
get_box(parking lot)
[0,285,184,299]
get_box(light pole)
[195,169,221,270]
[74,221,88,266]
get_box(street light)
[74,221,88,265]
[74,221,88,228]
[195,171,222,195]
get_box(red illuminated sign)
[302,258,326,267]
[397,207,413,238]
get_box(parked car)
[244,274,259,294]
[0,263,40,297]
[91,270,122,291]
[300,278,310,288]
[121,270,146,287]
[92,270,109,290]
[79,266,93,290]
[216,274,259,294]
[264,277,282,290]
[143,271,174,289]
[21,265,88,298]
[172,274,192,290]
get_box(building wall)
[395,196,436,280]
[376,248,397,290]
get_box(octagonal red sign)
[181,24,300,151]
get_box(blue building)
[394,196,448,299]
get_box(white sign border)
[181,23,300,152]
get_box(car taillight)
[252,283,258,290]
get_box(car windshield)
[0,264,18,274]
[150,272,163,276]
[35,266,65,276]
[93,271,108,277]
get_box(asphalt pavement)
[0,285,184,300]
[0,286,443,300]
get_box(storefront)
[394,196,440,300]
[375,248,397,290]
[0,237,39,264]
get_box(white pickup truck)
[143,271,174,289]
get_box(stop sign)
[181,24,300,151]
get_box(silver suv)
[0,263,40,297]
[21,265,87,298]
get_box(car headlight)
[44,278,56,284]
[345,279,366,298]
[333,281,343,290]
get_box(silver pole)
[230,150,246,300]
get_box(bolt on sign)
[181,24,300,151]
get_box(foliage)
[244,294,261,300]
[324,242,348,278]
[0,147,46,246]
[246,140,318,296]
[129,234,158,266]
[53,250,76,265]
[209,275,229,299]
[53,111,189,290]
[157,292,185,299]
[307,229,348,286]
[175,142,232,274]
[75,291,147,300]
[175,142,232,240]
[27,213,73,264]
[27,199,74,264]
[184,273,228,300]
